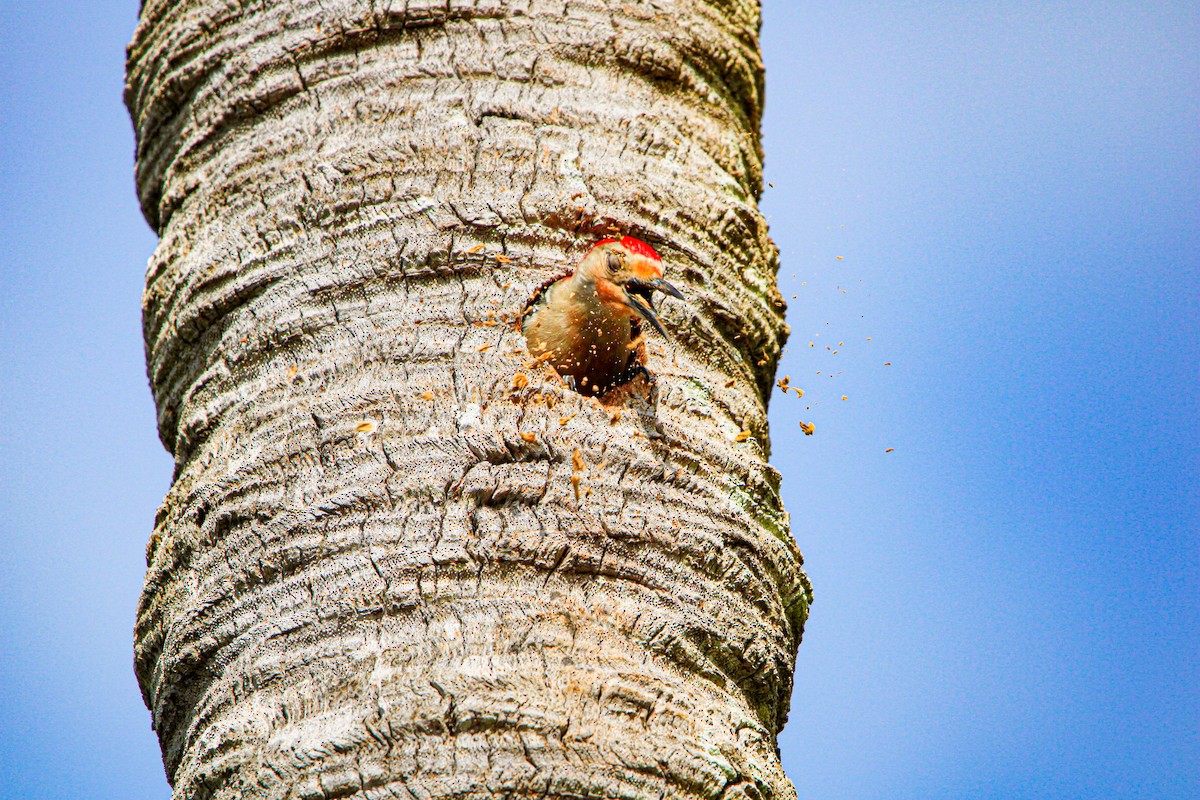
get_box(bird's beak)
[624,291,668,337]
[640,277,685,300]
[623,278,684,337]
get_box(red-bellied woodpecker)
[522,236,684,396]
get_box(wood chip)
[355,421,375,433]
[885,447,895,453]
[734,430,752,442]
[799,421,815,435]
[519,432,537,443]
[524,352,556,369]
[572,448,586,472]
[512,373,529,390]
[466,243,485,254]
[495,254,511,264]
[421,391,434,400]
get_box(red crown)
[593,235,662,262]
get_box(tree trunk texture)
[126,1,812,798]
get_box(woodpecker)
[522,236,684,396]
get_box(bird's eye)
[607,253,622,274]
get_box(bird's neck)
[568,269,599,296]
[570,272,630,319]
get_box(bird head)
[578,236,684,337]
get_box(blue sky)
[1,2,1196,799]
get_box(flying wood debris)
[525,352,556,369]
[570,448,586,501]
[799,421,815,436]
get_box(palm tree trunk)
[127,1,811,798]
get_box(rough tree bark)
[126,1,812,798]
